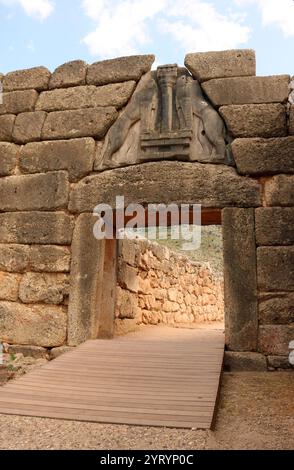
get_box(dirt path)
[0,371,293,450]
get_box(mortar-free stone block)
[3,67,50,91]
[257,247,294,292]
[0,272,19,301]
[42,107,118,140]
[87,54,155,85]
[185,49,256,82]
[220,104,287,138]
[258,325,294,355]
[259,293,294,325]
[0,212,74,244]
[50,346,74,359]
[0,90,38,115]
[0,115,15,142]
[37,82,136,112]
[0,171,69,211]
[20,138,95,182]
[19,273,69,304]
[223,208,258,351]
[264,175,294,206]
[49,60,87,89]
[7,344,49,359]
[0,142,19,175]
[289,105,294,135]
[233,137,294,176]
[0,244,29,272]
[118,263,139,293]
[224,351,267,371]
[267,355,293,369]
[202,75,290,106]
[0,301,67,347]
[12,111,47,144]
[69,162,261,212]
[255,208,294,246]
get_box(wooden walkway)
[0,326,224,429]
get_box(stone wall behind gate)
[115,238,224,334]
[0,50,293,370]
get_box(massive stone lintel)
[95,65,233,171]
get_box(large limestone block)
[0,115,15,142]
[0,90,38,115]
[12,111,47,144]
[20,138,95,182]
[220,104,287,138]
[0,171,69,211]
[233,137,294,176]
[36,82,136,111]
[259,293,294,325]
[87,55,155,85]
[224,351,267,371]
[185,49,256,82]
[49,60,87,89]
[0,301,67,347]
[202,75,290,106]
[69,162,261,212]
[264,175,294,206]
[0,272,19,301]
[223,208,258,351]
[255,208,294,246]
[0,142,19,176]
[3,66,50,91]
[0,212,74,244]
[19,273,69,304]
[0,244,70,273]
[258,325,294,355]
[257,247,294,291]
[42,107,118,140]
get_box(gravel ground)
[0,371,293,450]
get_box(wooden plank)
[0,326,224,429]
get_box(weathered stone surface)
[87,55,155,85]
[19,273,69,304]
[185,49,256,82]
[49,60,87,89]
[0,90,38,115]
[68,214,105,346]
[233,137,294,176]
[255,208,294,246]
[116,287,138,319]
[0,212,74,244]
[0,244,70,273]
[223,208,258,351]
[259,293,294,325]
[69,162,261,212]
[220,104,287,138]
[258,325,294,355]
[0,272,19,301]
[257,247,294,292]
[50,346,74,360]
[289,105,294,135]
[0,142,19,176]
[0,115,15,141]
[0,301,66,347]
[42,107,117,140]
[118,239,137,266]
[264,175,294,206]
[114,318,139,336]
[267,355,293,369]
[202,75,290,106]
[224,351,267,371]
[0,171,69,211]
[37,82,136,112]
[7,344,49,359]
[117,263,139,293]
[12,111,47,144]
[20,138,95,182]
[3,67,50,91]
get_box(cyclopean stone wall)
[0,50,293,370]
[115,238,224,334]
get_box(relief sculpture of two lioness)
[96,64,234,171]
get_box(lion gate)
[0,49,293,371]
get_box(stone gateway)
[0,50,293,371]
